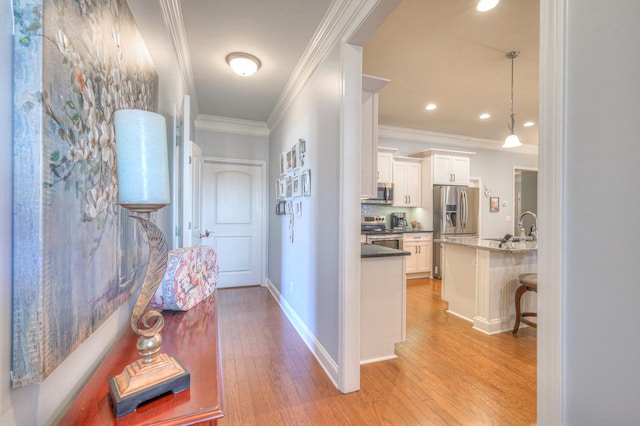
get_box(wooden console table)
[60,293,224,425]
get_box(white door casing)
[201,158,265,288]
[189,142,203,247]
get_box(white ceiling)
[176,0,539,146]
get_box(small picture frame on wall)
[292,176,302,197]
[298,138,306,167]
[490,197,500,212]
[286,151,293,171]
[286,175,293,198]
[294,201,302,216]
[301,169,311,196]
[291,143,299,170]
[280,152,287,175]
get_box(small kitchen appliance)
[390,212,408,230]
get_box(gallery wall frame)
[11,0,156,386]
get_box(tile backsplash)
[361,205,428,230]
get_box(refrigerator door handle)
[463,190,468,229]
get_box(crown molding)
[195,115,270,137]
[266,0,383,130]
[378,125,539,156]
[159,0,198,106]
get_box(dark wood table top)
[59,293,223,425]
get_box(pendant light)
[503,50,522,148]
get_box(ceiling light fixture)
[503,50,522,148]
[479,113,491,119]
[425,103,437,111]
[477,0,499,12]
[523,121,535,127]
[226,52,261,77]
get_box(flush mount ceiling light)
[425,103,437,111]
[479,113,491,119]
[503,50,522,148]
[226,52,261,77]
[523,121,535,127]
[477,0,499,12]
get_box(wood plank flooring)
[216,278,536,425]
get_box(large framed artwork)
[12,0,157,386]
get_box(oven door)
[366,235,403,250]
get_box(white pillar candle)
[114,109,170,208]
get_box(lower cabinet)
[404,232,433,277]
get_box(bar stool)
[513,273,537,334]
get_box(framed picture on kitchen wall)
[286,175,293,198]
[298,138,306,167]
[490,197,500,212]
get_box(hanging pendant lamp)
[503,50,522,148]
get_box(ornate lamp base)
[109,353,190,417]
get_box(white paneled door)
[202,160,264,288]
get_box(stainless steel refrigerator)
[433,186,479,278]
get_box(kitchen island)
[360,244,409,363]
[438,237,537,334]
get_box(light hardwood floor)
[216,278,536,425]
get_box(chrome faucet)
[517,211,537,241]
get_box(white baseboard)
[446,309,473,323]
[360,354,397,365]
[265,279,339,387]
[473,315,531,335]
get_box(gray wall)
[564,0,640,423]
[0,2,187,424]
[377,136,538,238]
[268,44,342,363]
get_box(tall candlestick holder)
[110,109,189,417]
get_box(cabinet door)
[392,161,408,206]
[361,91,377,197]
[404,241,418,274]
[378,152,394,183]
[417,241,432,273]
[433,154,454,185]
[450,156,470,185]
[405,162,421,206]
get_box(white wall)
[564,1,640,423]
[0,1,187,424]
[377,135,537,238]
[195,128,269,161]
[268,44,342,363]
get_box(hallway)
[217,279,536,425]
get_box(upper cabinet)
[432,154,471,186]
[393,157,421,207]
[377,147,396,183]
[361,74,390,198]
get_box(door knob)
[199,230,212,238]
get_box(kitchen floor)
[216,279,536,425]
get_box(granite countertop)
[361,244,411,258]
[435,237,537,253]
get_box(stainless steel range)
[361,216,403,250]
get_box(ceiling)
[178,0,539,147]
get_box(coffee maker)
[391,212,408,230]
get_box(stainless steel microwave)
[361,183,393,205]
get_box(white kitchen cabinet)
[361,75,390,198]
[404,232,432,277]
[377,148,395,183]
[433,154,470,186]
[393,158,421,207]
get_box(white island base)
[441,241,537,334]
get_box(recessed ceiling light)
[479,113,491,119]
[523,121,535,127]
[425,103,437,111]
[477,0,499,12]
[226,52,261,77]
